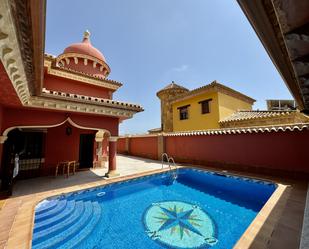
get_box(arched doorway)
[0,128,45,194]
[0,117,113,194]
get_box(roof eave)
[237,0,308,112]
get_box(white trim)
[26,96,135,119]
[109,136,118,142]
[0,135,8,144]
[44,61,121,91]
[2,117,111,137]
[41,88,142,110]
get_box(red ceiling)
[0,62,22,107]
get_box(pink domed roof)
[63,31,106,62]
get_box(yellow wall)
[172,91,253,132]
[172,92,220,131]
[218,92,252,120]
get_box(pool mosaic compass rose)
[143,201,218,248]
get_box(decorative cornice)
[44,56,122,91]
[9,0,38,95]
[41,88,143,112]
[26,96,137,119]
[0,0,31,104]
[236,0,308,112]
[56,52,111,77]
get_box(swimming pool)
[32,168,276,249]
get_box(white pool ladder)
[161,153,178,181]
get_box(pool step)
[34,200,75,232]
[32,201,84,243]
[35,200,67,222]
[58,201,102,249]
[35,200,58,215]
[32,200,101,249]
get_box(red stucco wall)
[44,73,112,99]
[0,105,4,177]
[129,137,158,160]
[117,138,126,154]
[166,131,309,174]
[43,124,96,175]
[0,104,3,133]
[117,130,309,177]
[2,107,119,136]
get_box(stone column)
[105,136,119,178]
[157,134,165,160]
[102,136,108,162]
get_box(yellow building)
[156,81,255,132]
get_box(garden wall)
[117,129,309,178]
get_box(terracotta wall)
[128,137,158,160]
[0,104,3,133]
[43,124,96,175]
[117,130,309,178]
[117,138,126,154]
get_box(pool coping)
[3,166,287,249]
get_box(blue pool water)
[32,168,276,249]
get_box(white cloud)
[172,64,189,72]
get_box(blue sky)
[46,0,292,134]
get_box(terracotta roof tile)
[171,81,255,104]
[164,123,309,136]
[219,110,296,123]
[162,82,188,91]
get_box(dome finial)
[83,30,91,42]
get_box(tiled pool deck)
[0,155,307,249]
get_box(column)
[94,130,105,168]
[105,136,119,177]
[157,134,165,160]
[102,136,108,161]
